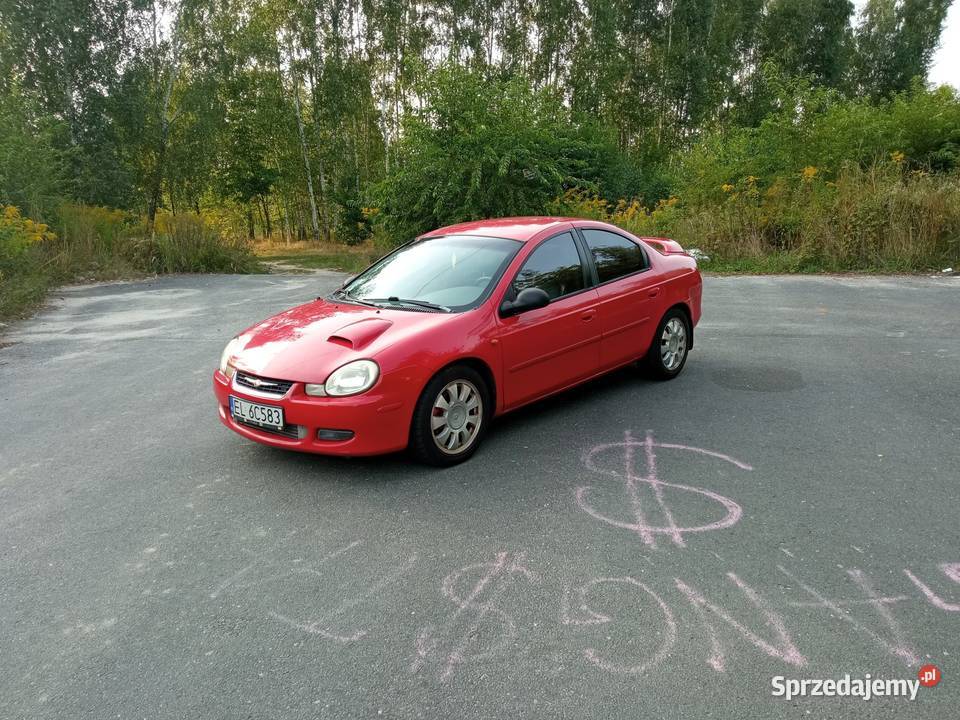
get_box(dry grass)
[254,238,387,274]
[551,163,960,272]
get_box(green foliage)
[131,214,260,274]
[375,67,642,241]
[677,83,960,207]
[333,195,374,246]
[0,0,956,291]
[756,0,854,89]
[51,205,258,275]
[555,162,960,272]
[854,0,952,98]
[0,86,66,217]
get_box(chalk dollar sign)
[577,431,752,549]
[412,551,537,681]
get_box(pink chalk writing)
[270,553,417,643]
[578,431,750,549]
[942,562,960,584]
[675,573,806,671]
[778,565,919,666]
[210,537,361,600]
[562,577,677,675]
[412,551,537,681]
[903,562,960,612]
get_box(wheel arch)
[665,302,694,349]
[407,356,499,461]
[414,356,499,417]
[441,357,498,411]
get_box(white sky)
[928,0,959,87]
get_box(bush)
[0,87,66,217]
[0,205,56,257]
[130,213,259,273]
[678,83,960,208]
[333,196,374,246]
[550,162,960,271]
[374,66,644,243]
[52,203,136,276]
[679,163,960,269]
[0,205,59,319]
[548,189,683,239]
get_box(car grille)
[235,371,294,397]
[234,416,302,440]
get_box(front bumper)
[213,369,414,456]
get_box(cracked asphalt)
[1,272,958,719]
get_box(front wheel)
[410,365,490,466]
[643,308,690,380]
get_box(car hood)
[229,298,452,384]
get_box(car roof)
[420,216,581,242]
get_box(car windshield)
[334,234,522,312]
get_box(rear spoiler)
[641,237,687,256]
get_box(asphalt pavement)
[1,271,958,719]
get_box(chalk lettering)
[412,551,537,681]
[675,573,806,671]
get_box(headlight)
[307,359,379,397]
[219,337,241,378]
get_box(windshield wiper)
[366,296,451,312]
[328,289,380,308]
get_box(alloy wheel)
[431,380,483,454]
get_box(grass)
[0,263,52,323]
[254,239,386,275]
[551,163,960,273]
[694,254,952,274]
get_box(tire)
[643,308,691,380]
[410,364,491,466]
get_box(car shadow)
[253,443,418,481]
[490,363,656,435]
[243,363,678,482]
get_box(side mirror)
[500,287,550,317]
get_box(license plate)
[230,396,284,430]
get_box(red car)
[213,217,702,465]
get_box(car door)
[497,231,601,409]
[577,227,659,369]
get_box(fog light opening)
[316,428,355,441]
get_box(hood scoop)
[327,317,393,350]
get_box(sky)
[928,1,960,88]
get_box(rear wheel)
[410,365,489,466]
[643,308,690,380]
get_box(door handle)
[581,309,597,322]
[648,288,661,298]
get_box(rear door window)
[581,229,648,283]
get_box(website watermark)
[771,665,942,702]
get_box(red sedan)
[213,217,702,465]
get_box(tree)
[854,0,952,98]
[376,67,638,240]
